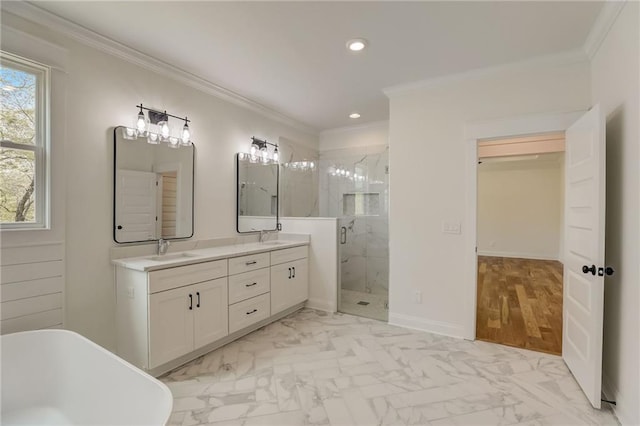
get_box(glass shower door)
[321,145,389,321]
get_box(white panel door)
[562,105,606,409]
[149,285,194,368]
[193,278,229,349]
[115,170,157,242]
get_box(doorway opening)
[475,133,565,355]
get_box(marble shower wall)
[278,137,319,218]
[319,145,389,295]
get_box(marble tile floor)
[161,309,618,426]
[339,289,389,322]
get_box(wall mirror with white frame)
[113,126,194,243]
[236,153,279,233]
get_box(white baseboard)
[388,313,466,339]
[305,297,337,313]
[602,373,634,426]
[477,250,560,262]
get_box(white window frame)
[0,52,50,230]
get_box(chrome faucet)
[157,238,170,255]
[259,229,276,243]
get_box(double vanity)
[112,128,305,376]
[113,240,309,376]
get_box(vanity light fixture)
[122,104,193,147]
[283,160,315,171]
[328,164,366,181]
[180,118,192,146]
[135,104,148,136]
[346,38,368,52]
[249,137,279,163]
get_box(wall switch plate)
[414,291,422,303]
[127,287,135,298]
[442,221,461,234]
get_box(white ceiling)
[31,1,602,132]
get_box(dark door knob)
[582,265,596,275]
[117,225,123,230]
[598,266,615,276]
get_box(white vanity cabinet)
[116,259,229,370]
[114,241,309,375]
[270,246,309,315]
[149,278,228,368]
[227,252,272,334]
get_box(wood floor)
[476,256,563,355]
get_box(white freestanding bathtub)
[1,329,173,425]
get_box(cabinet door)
[270,258,309,315]
[290,258,309,305]
[149,285,194,368]
[193,278,229,349]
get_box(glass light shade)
[180,123,191,145]
[135,112,148,136]
[168,137,180,148]
[122,127,137,140]
[158,121,170,140]
[261,150,268,163]
[273,148,279,163]
[309,161,315,169]
[147,132,160,145]
[250,145,258,156]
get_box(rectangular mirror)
[236,153,279,233]
[113,126,194,243]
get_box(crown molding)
[2,1,318,135]
[383,48,588,98]
[583,1,626,59]
[319,119,389,137]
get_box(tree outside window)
[0,53,48,228]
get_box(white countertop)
[112,240,308,272]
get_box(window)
[0,52,49,229]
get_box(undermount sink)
[145,252,199,262]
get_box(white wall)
[387,60,590,337]
[590,2,639,424]
[1,11,318,350]
[477,157,563,261]
[0,25,68,333]
[279,217,338,313]
[319,121,388,152]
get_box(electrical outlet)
[414,291,422,304]
[442,221,461,234]
[127,287,135,299]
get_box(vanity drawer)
[148,260,227,294]
[270,245,308,266]
[228,268,270,305]
[228,252,270,275]
[229,293,270,334]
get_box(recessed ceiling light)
[346,38,368,52]
[349,113,361,119]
